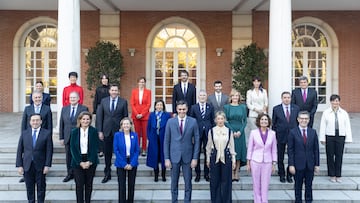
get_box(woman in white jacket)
[319,94,352,183]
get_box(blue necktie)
[32,129,37,148]
[70,107,75,122]
[201,105,205,118]
[111,99,116,112]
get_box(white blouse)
[80,127,89,154]
[206,126,236,164]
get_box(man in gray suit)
[207,80,229,114]
[164,100,200,203]
[96,84,128,183]
[59,91,88,182]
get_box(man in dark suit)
[164,100,200,203]
[272,91,300,183]
[207,80,229,113]
[16,113,53,203]
[291,76,318,128]
[30,81,51,106]
[190,90,215,182]
[22,90,53,134]
[96,84,128,183]
[59,91,88,182]
[172,70,196,116]
[20,90,53,183]
[288,111,320,203]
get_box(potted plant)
[85,41,124,91]
[231,43,267,98]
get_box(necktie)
[70,107,75,122]
[217,95,221,106]
[303,90,307,103]
[156,112,161,135]
[201,105,205,118]
[183,85,187,96]
[111,99,115,112]
[302,129,307,144]
[32,129,37,148]
[335,111,339,130]
[286,106,290,122]
[179,119,184,135]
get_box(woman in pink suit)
[130,77,152,156]
[246,113,277,203]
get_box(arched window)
[24,24,57,106]
[292,24,330,106]
[152,24,200,110]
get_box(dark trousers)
[104,135,114,176]
[171,159,192,203]
[65,143,73,176]
[195,131,209,178]
[294,168,314,203]
[326,132,345,177]
[24,162,46,203]
[73,164,97,203]
[209,161,232,203]
[277,142,291,178]
[117,167,137,203]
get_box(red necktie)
[286,107,290,122]
[303,90,307,103]
[179,119,184,135]
[302,129,307,144]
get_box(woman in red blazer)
[130,76,152,156]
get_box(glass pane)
[166,88,173,95]
[36,70,43,77]
[49,78,57,86]
[49,69,57,77]
[305,25,315,36]
[165,79,173,86]
[308,60,316,69]
[155,79,163,86]
[165,37,186,48]
[188,38,199,48]
[188,52,197,68]
[155,70,163,77]
[308,52,316,59]
[166,28,176,36]
[36,60,43,69]
[308,69,316,77]
[26,69,34,77]
[49,51,57,59]
[176,28,186,37]
[318,60,326,68]
[36,51,43,59]
[49,60,57,69]
[166,97,172,104]
[318,96,326,104]
[153,37,165,48]
[155,88,163,95]
[165,71,173,77]
[155,51,163,59]
[183,30,195,41]
[318,87,326,95]
[295,68,303,77]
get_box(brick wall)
[119,11,233,108]
[0,10,99,112]
[253,11,360,112]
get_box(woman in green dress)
[224,89,247,181]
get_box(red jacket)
[130,88,151,120]
[62,84,84,106]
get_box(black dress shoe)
[63,175,74,182]
[195,175,200,182]
[101,175,111,183]
[19,177,25,183]
[280,176,286,183]
[287,176,293,183]
[205,176,210,182]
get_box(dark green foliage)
[85,41,124,91]
[231,43,267,97]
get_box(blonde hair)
[228,89,243,104]
[119,117,135,132]
[214,111,227,124]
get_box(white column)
[268,0,292,115]
[56,0,81,130]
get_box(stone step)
[0,188,360,203]
[3,153,360,164]
[0,176,359,191]
[4,163,360,178]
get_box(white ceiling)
[0,0,359,12]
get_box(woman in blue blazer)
[146,99,171,182]
[114,117,140,203]
[70,111,99,203]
